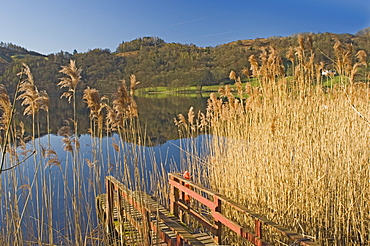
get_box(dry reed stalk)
[175,37,370,245]
[83,86,107,134]
[229,70,237,81]
[17,63,49,116]
[356,50,367,67]
[112,79,138,128]
[1,63,152,245]
[205,84,370,244]
[58,60,81,103]
[129,74,140,97]
[58,60,85,245]
[241,67,250,78]
[0,84,12,133]
[248,54,259,79]
[16,63,53,245]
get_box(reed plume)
[0,83,14,175]
[235,77,243,98]
[174,106,204,136]
[58,60,81,103]
[112,79,138,125]
[248,54,259,78]
[307,35,313,53]
[298,34,305,51]
[105,105,118,132]
[0,84,12,132]
[187,106,195,126]
[83,86,107,131]
[85,159,95,169]
[332,37,354,81]
[218,84,232,98]
[37,90,49,112]
[229,70,237,81]
[17,63,50,144]
[17,63,49,116]
[241,67,249,78]
[286,46,295,63]
[286,46,295,76]
[129,74,140,97]
[58,125,79,153]
[355,50,368,83]
[356,50,367,67]
[44,149,61,168]
[174,113,187,129]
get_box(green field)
[137,77,261,96]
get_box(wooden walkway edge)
[97,174,320,246]
[97,176,214,245]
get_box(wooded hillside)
[1,30,370,94]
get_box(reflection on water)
[2,94,210,243]
[3,133,210,243]
[14,94,209,145]
[135,95,208,144]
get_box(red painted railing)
[169,173,319,246]
[105,176,208,245]
[105,176,174,245]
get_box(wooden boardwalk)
[97,174,320,246]
[97,176,215,245]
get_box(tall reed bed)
[0,61,161,245]
[176,36,370,245]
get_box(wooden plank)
[194,233,218,245]
[168,173,320,246]
[177,200,218,235]
[100,196,168,245]
[104,174,319,246]
[102,176,215,246]
[135,190,213,246]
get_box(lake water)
[0,93,210,244]
[13,93,208,144]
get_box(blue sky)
[1,0,369,55]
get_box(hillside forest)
[1,30,370,94]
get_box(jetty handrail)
[105,175,207,246]
[169,173,319,246]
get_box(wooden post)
[116,190,125,243]
[179,180,185,223]
[255,220,263,246]
[176,234,183,246]
[214,196,222,244]
[142,208,152,246]
[105,178,115,236]
[169,175,179,217]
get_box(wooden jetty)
[97,174,320,245]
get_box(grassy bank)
[137,77,260,96]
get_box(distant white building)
[322,69,336,77]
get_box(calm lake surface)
[1,93,211,243]
[15,93,209,144]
